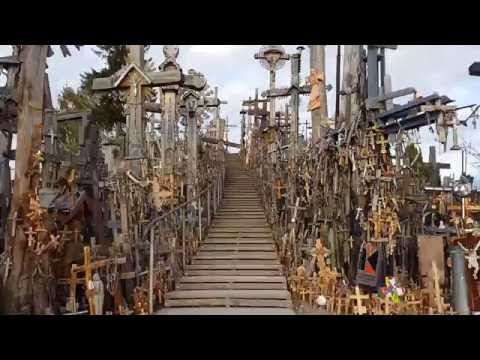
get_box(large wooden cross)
[67,246,127,314]
[263,49,310,166]
[350,286,369,315]
[92,45,206,175]
[179,88,225,201]
[242,89,269,131]
[424,145,450,186]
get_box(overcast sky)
[1,45,480,182]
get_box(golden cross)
[25,226,36,248]
[273,179,286,200]
[350,286,369,315]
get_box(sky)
[1,45,480,183]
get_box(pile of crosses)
[0,45,228,315]
[243,45,479,314]
[288,239,455,315]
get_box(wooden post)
[184,92,199,201]
[182,207,186,272]
[8,45,48,232]
[83,246,95,315]
[198,195,202,243]
[124,45,146,175]
[67,267,78,313]
[207,187,211,227]
[310,45,328,143]
[339,45,362,129]
[213,179,217,214]
[6,45,48,313]
[161,88,177,175]
[149,228,154,314]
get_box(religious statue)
[458,240,480,280]
[92,272,104,315]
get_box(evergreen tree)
[58,45,129,131]
[57,45,155,130]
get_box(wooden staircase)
[157,154,294,315]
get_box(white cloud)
[3,44,480,180]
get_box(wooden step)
[214,215,265,219]
[165,298,290,308]
[211,225,268,229]
[185,269,282,276]
[167,289,289,300]
[186,264,282,271]
[193,252,277,260]
[213,218,266,221]
[204,238,273,244]
[201,244,275,251]
[218,208,264,211]
[156,307,295,315]
[177,283,287,290]
[216,211,265,214]
[192,259,280,265]
[179,275,286,283]
[207,233,271,238]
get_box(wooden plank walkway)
[157,154,294,315]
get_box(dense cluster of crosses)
[0,45,231,315]
[240,45,480,315]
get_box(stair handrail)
[145,161,225,314]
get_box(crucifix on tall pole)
[255,45,290,164]
[263,47,310,165]
[262,46,310,220]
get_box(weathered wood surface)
[178,283,287,290]
[162,155,293,314]
[192,259,280,265]
[205,238,273,244]
[157,307,294,315]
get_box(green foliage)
[58,121,81,157]
[57,45,156,158]
[57,86,92,111]
[405,143,421,164]
[405,143,429,183]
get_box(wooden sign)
[418,235,445,288]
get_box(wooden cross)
[92,45,206,174]
[404,292,422,315]
[59,226,74,243]
[376,134,389,156]
[336,295,350,315]
[69,247,127,315]
[380,296,394,315]
[288,197,306,223]
[424,146,451,186]
[25,226,36,248]
[350,286,369,315]
[273,178,286,200]
[312,239,330,272]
